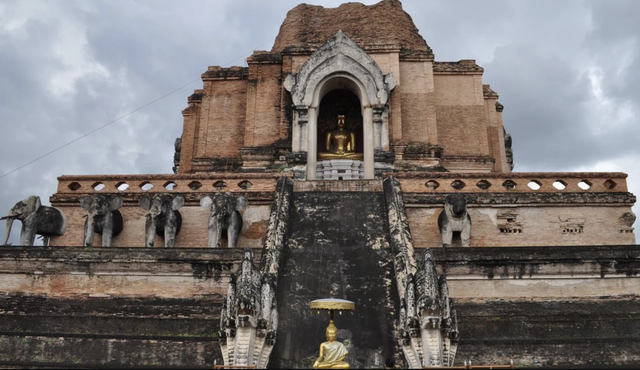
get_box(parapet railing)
[395,172,629,193]
[55,173,290,195]
[54,172,630,196]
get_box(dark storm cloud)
[1,0,638,245]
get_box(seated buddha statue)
[318,115,363,160]
[312,321,350,369]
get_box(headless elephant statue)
[2,195,67,246]
[437,194,472,247]
[200,193,247,248]
[80,195,124,247]
[139,194,184,248]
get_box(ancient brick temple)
[1,1,639,369]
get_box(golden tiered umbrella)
[310,298,355,321]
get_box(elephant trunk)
[2,217,14,245]
[84,213,96,247]
[145,214,158,248]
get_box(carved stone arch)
[284,30,396,180]
[288,30,393,107]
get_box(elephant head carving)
[200,192,247,248]
[437,194,472,247]
[139,194,184,248]
[2,195,67,246]
[79,195,124,247]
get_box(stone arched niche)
[284,30,396,180]
[317,88,363,156]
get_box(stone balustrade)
[55,173,289,195]
[53,172,630,197]
[394,172,630,193]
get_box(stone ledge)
[403,192,636,206]
[293,179,383,192]
[432,245,640,263]
[433,60,484,74]
[431,245,640,279]
[201,66,248,80]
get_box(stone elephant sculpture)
[2,195,66,246]
[80,195,124,247]
[437,194,472,247]
[200,192,247,248]
[139,194,184,248]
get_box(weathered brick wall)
[271,0,430,53]
[453,297,640,368]
[434,74,490,157]
[484,96,507,172]
[396,172,636,247]
[178,91,202,174]
[195,79,247,159]
[431,246,640,367]
[49,174,281,249]
[398,61,437,144]
[408,205,636,248]
[371,52,402,143]
[49,203,270,249]
[0,247,243,368]
[244,61,283,147]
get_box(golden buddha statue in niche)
[312,320,349,369]
[318,115,363,160]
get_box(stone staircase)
[269,180,400,369]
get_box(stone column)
[292,110,301,152]
[363,106,374,179]
[306,106,317,180]
[373,105,385,150]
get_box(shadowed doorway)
[317,89,363,157]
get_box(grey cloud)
[1,0,638,245]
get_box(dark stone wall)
[454,297,640,368]
[0,294,222,368]
[270,191,398,369]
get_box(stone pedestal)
[316,160,364,180]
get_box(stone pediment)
[285,30,396,107]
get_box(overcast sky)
[1,0,638,245]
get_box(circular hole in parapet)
[578,180,592,190]
[188,181,202,191]
[425,180,440,190]
[164,181,177,191]
[527,180,542,190]
[68,182,81,191]
[213,181,228,189]
[451,180,466,190]
[92,182,105,191]
[476,180,491,190]
[116,182,129,191]
[140,181,154,191]
[552,180,567,190]
[502,180,516,190]
[238,180,253,190]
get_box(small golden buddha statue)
[318,115,363,160]
[312,320,349,369]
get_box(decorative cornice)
[433,60,483,74]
